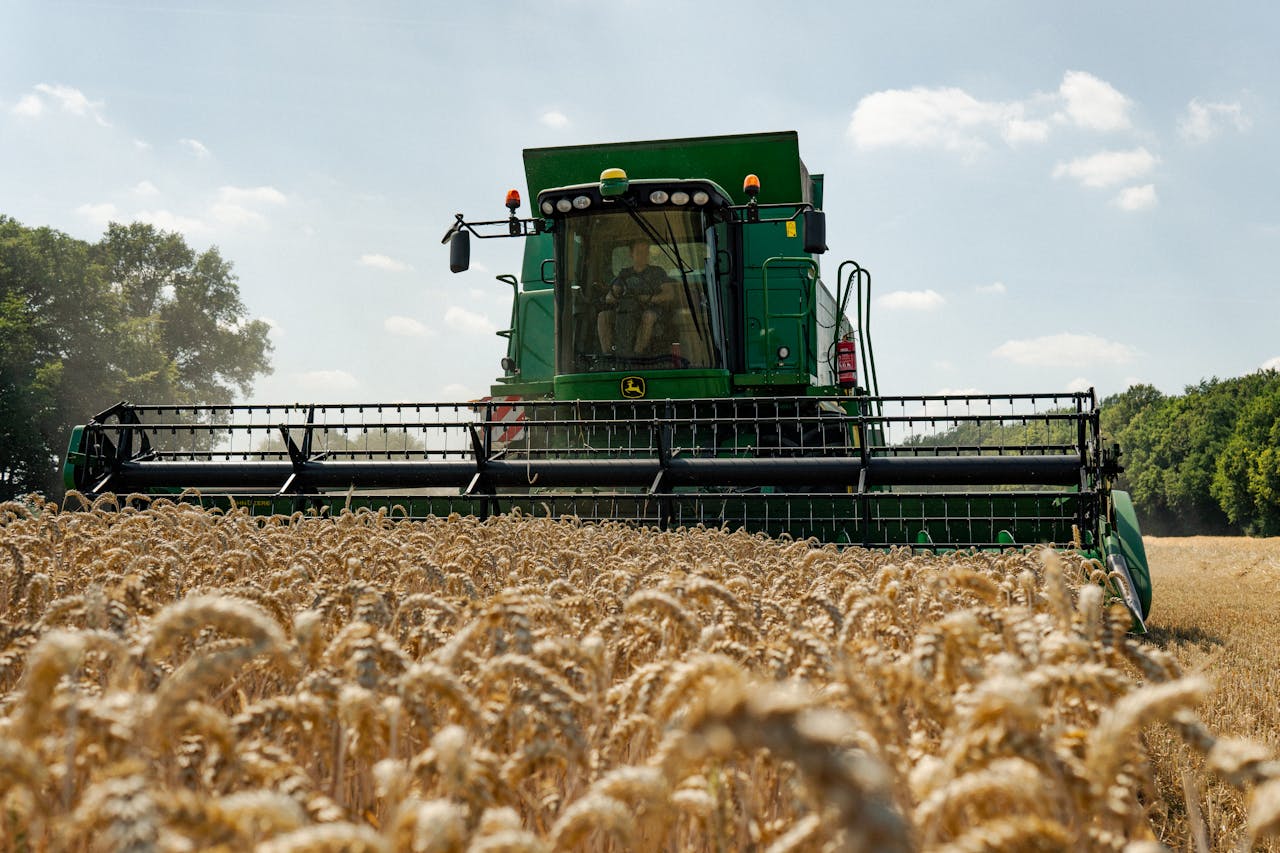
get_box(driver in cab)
[597,238,673,355]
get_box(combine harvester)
[63,131,1151,628]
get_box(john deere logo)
[620,376,646,398]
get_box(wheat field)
[2,496,1279,852]
[1141,536,1280,851]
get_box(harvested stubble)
[1140,536,1280,851]
[1,496,1277,852]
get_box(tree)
[1116,373,1280,535]
[0,290,55,493]
[1212,374,1280,536]
[0,216,272,499]
[94,223,271,406]
[1,216,106,496]
[1099,383,1164,444]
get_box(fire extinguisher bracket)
[836,338,858,389]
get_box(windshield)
[557,208,720,374]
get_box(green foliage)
[1099,383,1164,443]
[1212,378,1280,536]
[1101,375,1280,536]
[895,376,1280,536]
[1112,373,1280,535]
[0,216,272,499]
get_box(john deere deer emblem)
[620,376,646,399]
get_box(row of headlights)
[542,195,593,214]
[646,189,710,206]
[540,188,712,215]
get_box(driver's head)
[629,239,650,270]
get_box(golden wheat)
[0,496,1277,851]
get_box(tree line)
[1,216,272,499]
[1102,373,1280,537]
[900,375,1280,536]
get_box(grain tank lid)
[523,130,809,207]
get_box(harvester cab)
[62,130,1152,629]
[446,132,847,404]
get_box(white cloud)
[540,110,570,129]
[846,71,1131,154]
[384,315,430,337]
[260,316,283,338]
[297,369,358,391]
[1058,70,1131,131]
[77,201,208,235]
[218,185,286,206]
[131,180,160,197]
[1178,99,1251,143]
[210,204,266,228]
[75,202,121,227]
[1065,377,1094,393]
[11,83,110,125]
[992,333,1137,367]
[1112,184,1157,211]
[360,253,412,272]
[11,93,43,117]
[1261,356,1280,372]
[444,305,496,335]
[133,209,210,236]
[1003,118,1050,144]
[209,186,286,229]
[876,289,945,310]
[36,84,107,123]
[976,281,1006,295]
[133,139,151,151]
[1053,148,1157,188]
[179,138,211,158]
[848,87,1011,152]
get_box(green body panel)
[740,247,836,384]
[553,369,732,401]
[62,425,85,491]
[498,288,555,386]
[733,372,813,388]
[488,379,554,397]
[1108,490,1153,618]
[518,232,555,290]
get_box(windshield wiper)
[664,213,706,343]
[620,201,687,271]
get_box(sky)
[2,1,1277,406]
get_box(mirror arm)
[448,214,548,240]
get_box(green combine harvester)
[62,131,1151,628]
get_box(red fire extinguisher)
[836,338,858,389]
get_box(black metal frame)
[69,392,1107,547]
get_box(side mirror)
[802,209,827,255]
[449,230,471,273]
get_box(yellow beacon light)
[600,167,629,197]
[743,173,761,198]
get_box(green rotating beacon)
[64,131,1152,629]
